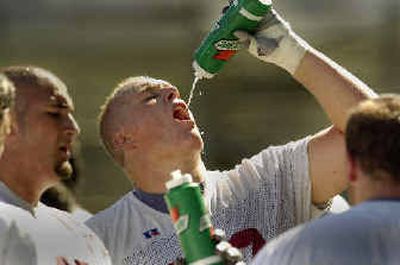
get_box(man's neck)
[0,161,54,206]
[354,179,400,204]
[133,188,169,213]
[127,160,206,193]
[0,176,42,206]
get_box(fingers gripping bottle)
[165,171,223,265]
[193,0,272,79]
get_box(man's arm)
[237,8,377,204]
[294,49,377,203]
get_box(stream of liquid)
[187,76,200,107]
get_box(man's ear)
[7,111,18,136]
[348,155,357,182]
[112,130,137,151]
[4,115,19,145]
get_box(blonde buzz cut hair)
[98,76,171,167]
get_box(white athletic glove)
[213,229,245,265]
[235,8,310,75]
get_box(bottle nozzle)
[166,170,193,190]
[192,61,215,80]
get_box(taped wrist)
[249,18,309,75]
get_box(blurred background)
[0,0,399,212]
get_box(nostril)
[167,92,175,101]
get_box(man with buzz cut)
[86,6,376,265]
[0,66,112,265]
[252,95,400,265]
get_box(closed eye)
[143,93,160,103]
[48,111,61,118]
[146,94,158,100]
[47,108,70,118]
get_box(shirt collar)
[0,181,38,216]
[132,182,205,214]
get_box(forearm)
[241,8,379,203]
[294,48,378,132]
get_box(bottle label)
[214,40,241,51]
[174,214,189,234]
[199,214,212,232]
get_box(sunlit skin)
[0,80,80,206]
[107,80,205,193]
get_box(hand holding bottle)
[234,7,310,75]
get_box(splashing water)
[187,76,200,107]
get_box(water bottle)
[165,171,223,265]
[193,0,272,79]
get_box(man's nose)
[64,114,80,137]
[163,88,180,102]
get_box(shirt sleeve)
[206,137,316,226]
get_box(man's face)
[15,83,80,181]
[120,81,203,160]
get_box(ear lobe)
[5,110,19,137]
[9,119,18,136]
[112,132,124,149]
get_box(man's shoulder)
[0,202,20,232]
[0,202,31,223]
[254,201,400,265]
[86,192,134,226]
[85,192,180,264]
[269,202,397,249]
[251,223,307,265]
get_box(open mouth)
[58,144,72,160]
[173,101,191,121]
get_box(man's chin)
[190,128,204,149]
[55,161,73,180]
[195,135,204,152]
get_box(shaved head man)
[100,76,204,192]
[0,66,111,265]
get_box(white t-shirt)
[252,200,400,265]
[86,138,328,264]
[0,182,112,265]
[71,206,93,223]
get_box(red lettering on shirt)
[229,228,266,256]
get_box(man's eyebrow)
[49,95,73,110]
